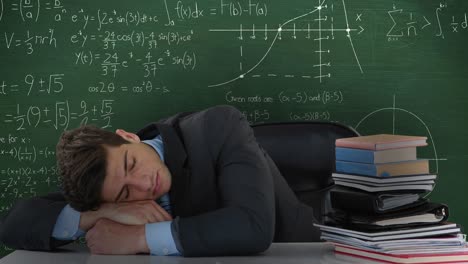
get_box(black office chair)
[252,121,359,223]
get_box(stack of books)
[315,134,468,263]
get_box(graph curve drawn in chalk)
[208,0,364,88]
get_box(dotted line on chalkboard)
[249,74,313,79]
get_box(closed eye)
[124,185,130,200]
[116,152,134,202]
[131,157,136,171]
[124,157,136,200]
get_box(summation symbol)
[208,0,364,87]
[385,3,468,41]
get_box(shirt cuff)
[145,221,181,256]
[52,204,85,240]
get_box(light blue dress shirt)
[52,135,180,256]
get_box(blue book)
[335,160,429,177]
[335,147,417,164]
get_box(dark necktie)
[158,195,172,216]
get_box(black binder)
[328,202,449,231]
[330,186,428,214]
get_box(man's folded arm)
[53,202,182,256]
[146,221,181,256]
[52,204,85,240]
[0,192,73,250]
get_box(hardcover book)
[335,159,429,177]
[336,134,428,150]
[335,147,417,164]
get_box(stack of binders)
[315,134,468,264]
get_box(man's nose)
[128,172,153,192]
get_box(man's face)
[101,130,172,203]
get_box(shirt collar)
[142,135,165,162]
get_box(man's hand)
[86,218,149,255]
[105,200,172,225]
[80,200,172,231]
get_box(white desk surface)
[0,243,384,264]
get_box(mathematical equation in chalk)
[1,0,268,28]
[2,100,115,131]
[0,73,64,96]
[241,109,270,124]
[0,145,55,162]
[225,90,344,105]
[74,50,197,78]
[1,166,60,199]
[386,3,468,41]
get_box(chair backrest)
[252,121,359,223]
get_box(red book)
[336,134,428,150]
[334,243,468,264]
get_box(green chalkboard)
[1,0,468,256]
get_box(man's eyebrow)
[114,150,128,202]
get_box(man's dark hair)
[56,125,130,212]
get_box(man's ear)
[115,129,141,143]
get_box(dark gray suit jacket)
[0,105,320,256]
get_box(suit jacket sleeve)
[175,105,275,257]
[0,192,73,250]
